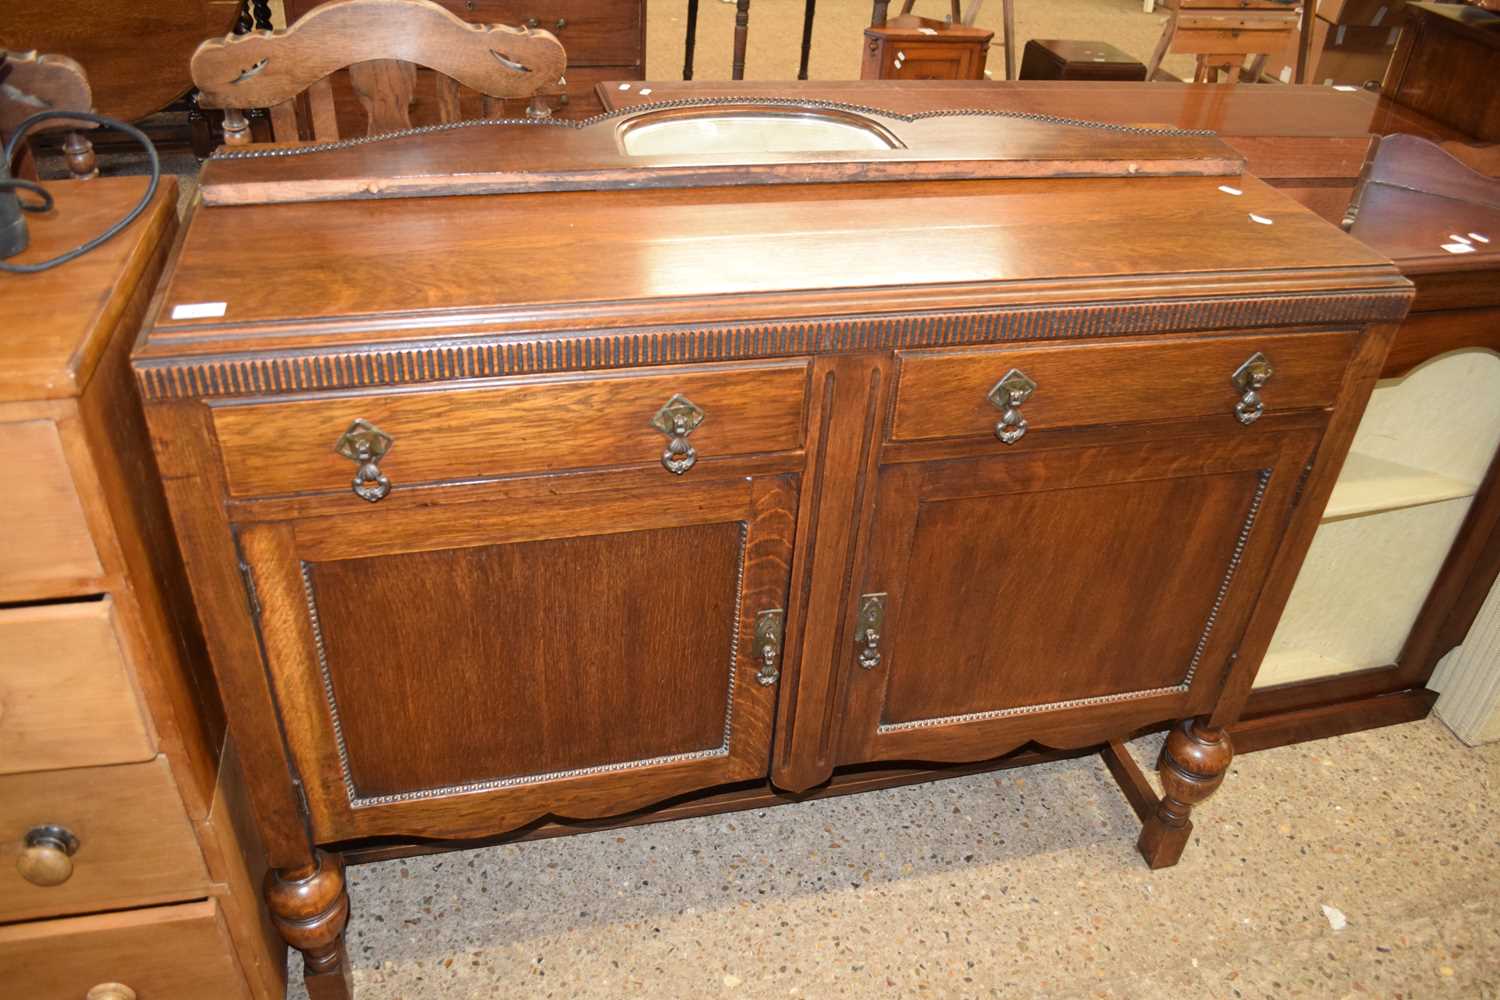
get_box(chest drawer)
[0,598,155,776]
[890,331,1359,444]
[212,361,811,499]
[0,757,209,922]
[0,420,103,599]
[0,900,250,1000]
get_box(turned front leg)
[265,849,353,1000]
[1137,718,1233,869]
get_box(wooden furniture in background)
[1019,39,1148,81]
[1236,136,1500,748]
[1382,1,1500,141]
[0,51,97,180]
[1267,0,1407,86]
[137,102,1408,996]
[1147,0,1303,83]
[284,0,642,120]
[0,178,283,999]
[0,0,240,122]
[192,0,566,145]
[861,1,996,81]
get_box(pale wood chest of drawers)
[0,178,282,1000]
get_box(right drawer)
[890,330,1359,443]
[0,757,209,922]
[0,598,156,776]
[0,899,251,1000]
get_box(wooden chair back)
[190,0,567,145]
[0,50,97,179]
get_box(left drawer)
[0,757,209,922]
[0,899,251,1000]
[0,598,155,776]
[211,360,811,499]
[0,420,103,597]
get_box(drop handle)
[334,418,393,502]
[755,609,785,686]
[1231,352,1274,426]
[856,593,886,670]
[651,394,705,475]
[17,824,79,887]
[987,368,1037,444]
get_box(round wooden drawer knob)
[16,825,79,887]
[86,984,137,1000]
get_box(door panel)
[237,475,796,840]
[839,430,1318,765]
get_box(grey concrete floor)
[287,718,1499,999]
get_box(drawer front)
[0,757,209,922]
[0,598,155,775]
[890,331,1358,443]
[0,420,103,598]
[213,361,811,499]
[0,900,250,1000]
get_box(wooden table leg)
[872,0,891,28]
[798,0,817,80]
[1136,719,1233,869]
[683,0,700,80]
[266,850,354,1000]
[1002,0,1016,80]
[733,0,751,80]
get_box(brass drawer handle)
[87,985,137,1000]
[650,394,704,475]
[1232,352,1274,426]
[987,368,1037,445]
[334,419,393,502]
[755,609,785,686]
[17,824,79,887]
[856,593,886,670]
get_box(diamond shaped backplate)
[987,368,1037,410]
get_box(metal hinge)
[231,542,261,620]
[292,776,312,821]
[1289,453,1318,511]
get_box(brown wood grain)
[889,330,1357,443]
[0,1,239,122]
[0,757,210,923]
[0,420,104,600]
[192,0,567,120]
[210,360,809,498]
[0,599,155,775]
[0,900,252,1000]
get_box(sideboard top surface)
[140,173,1406,370]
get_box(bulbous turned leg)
[1137,718,1233,869]
[265,850,353,1000]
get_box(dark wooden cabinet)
[235,471,797,840]
[133,111,1413,997]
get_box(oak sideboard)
[133,106,1410,997]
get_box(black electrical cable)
[0,109,160,274]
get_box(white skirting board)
[1431,574,1500,746]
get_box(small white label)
[618,83,631,91]
[1218,185,1243,196]
[1249,213,1274,225]
[1333,84,1359,92]
[639,87,653,95]
[1469,232,1491,244]
[171,301,227,320]
[917,26,937,34]
[1279,66,1293,83]
[897,50,907,60]
[1449,234,1472,245]
[1441,243,1477,255]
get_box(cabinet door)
[236,475,795,841]
[837,430,1319,766]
